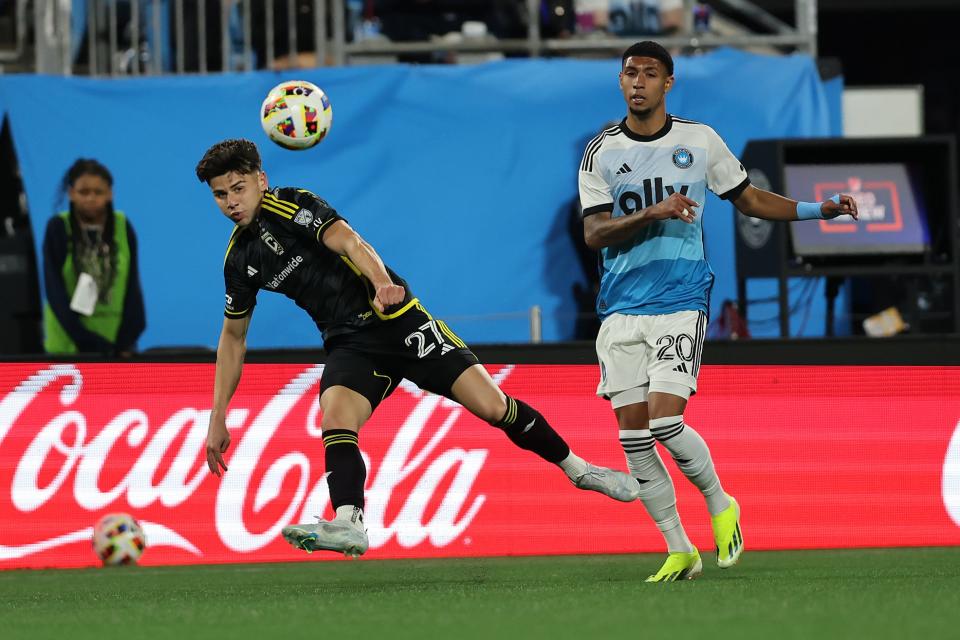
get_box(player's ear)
[258,170,268,192]
[664,75,674,93]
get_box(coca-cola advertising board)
[1,363,959,569]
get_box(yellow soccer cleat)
[711,494,743,568]
[645,549,703,582]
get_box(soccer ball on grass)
[92,513,147,566]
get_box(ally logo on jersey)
[617,177,691,215]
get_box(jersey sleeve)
[223,243,257,320]
[292,189,347,244]
[579,154,614,218]
[705,127,750,201]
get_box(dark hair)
[621,41,674,75]
[57,158,113,210]
[195,138,262,183]
[57,158,118,300]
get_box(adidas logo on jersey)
[672,362,689,374]
[616,163,632,175]
[247,266,258,277]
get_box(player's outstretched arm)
[733,185,859,221]
[206,314,251,477]
[583,192,699,249]
[321,220,405,312]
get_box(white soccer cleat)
[282,517,369,558]
[571,463,642,502]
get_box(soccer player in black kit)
[197,139,640,557]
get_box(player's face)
[619,57,673,118]
[209,170,267,228]
[68,174,112,224]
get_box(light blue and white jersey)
[578,115,749,320]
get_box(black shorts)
[319,304,480,411]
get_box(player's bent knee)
[320,416,362,432]
[614,401,649,429]
[450,365,508,424]
[478,396,509,425]
[319,385,372,431]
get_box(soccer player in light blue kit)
[579,41,859,581]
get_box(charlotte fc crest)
[672,147,694,169]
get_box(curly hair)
[195,139,262,183]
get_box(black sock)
[492,396,570,464]
[323,429,366,510]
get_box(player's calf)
[650,415,730,516]
[492,395,569,463]
[492,396,640,502]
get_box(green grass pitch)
[3,548,959,640]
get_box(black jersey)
[222,186,416,342]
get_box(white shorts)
[595,310,708,408]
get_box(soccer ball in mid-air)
[92,513,147,566]
[260,80,333,150]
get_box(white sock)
[334,505,365,530]
[620,429,693,553]
[649,416,730,516]
[558,451,588,480]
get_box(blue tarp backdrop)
[0,49,841,349]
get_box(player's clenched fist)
[374,284,405,312]
[821,193,859,220]
[644,192,700,224]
